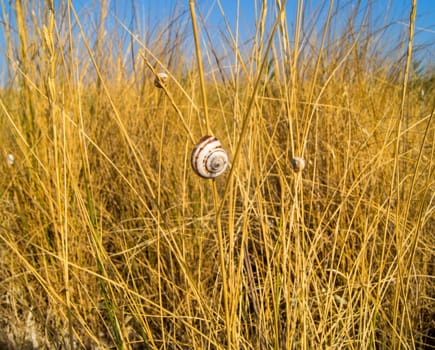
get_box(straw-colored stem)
[141,56,196,144]
[189,1,232,346]
[391,0,417,348]
[218,0,288,216]
[189,0,212,136]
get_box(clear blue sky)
[114,1,435,47]
[0,0,434,82]
[201,0,434,64]
[84,0,435,67]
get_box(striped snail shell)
[154,72,168,88]
[191,136,229,179]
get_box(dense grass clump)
[0,0,434,349]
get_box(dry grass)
[0,0,434,349]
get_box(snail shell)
[7,153,14,166]
[191,136,229,179]
[154,72,168,88]
[291,157,305,172]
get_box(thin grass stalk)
[300,0,335,154]
[69,3,160,205]
[188,1,232,346]
[14,0,36,148]
[401,108,434,345]
[157,98,168,349]
[43,0,74,347]
[287,0,305,157]
[116,17,201,142]
[392,1,417,347]
[218,0,288,215]
[141,55,196,144]
[189,0,211,135]
[274,0,295,158]
[215,0,249,77]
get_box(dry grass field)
[0,0,434,349]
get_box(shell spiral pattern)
[191,136,229,179]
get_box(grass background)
[0,0,434,349]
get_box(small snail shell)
[291,157,305,172]
[154,72,168,88]
[7,153,14,166]
[191,136,229,179]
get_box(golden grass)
[0,0,434,349]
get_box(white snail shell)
[191,136,229,179]
[154,72,168,88]
[291,157,305,172]
[7,153,14,166]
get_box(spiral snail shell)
[191,136,229,179]
[154,72,168,88]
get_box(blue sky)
[113,1,435,46]
[170,0,434,60]
[0,0,434,82]
[81,0,434,67]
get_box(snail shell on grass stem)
[291,157,306,172]
[191,136,229,179]
[154,72,168,88]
